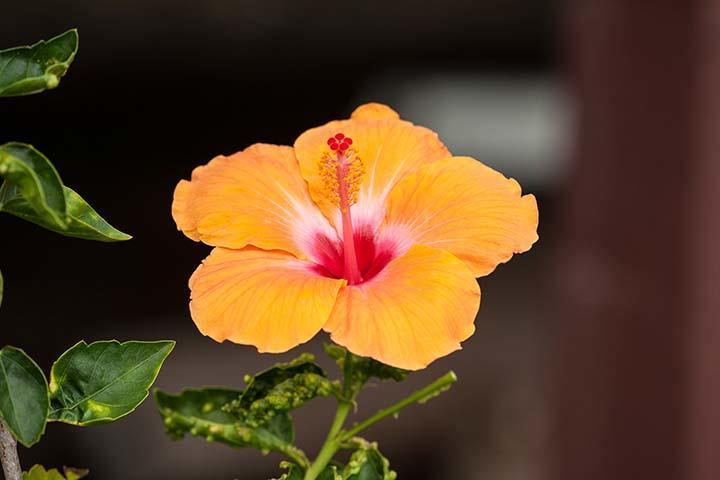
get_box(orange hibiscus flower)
[172,103,538,370]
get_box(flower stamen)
[319,133,365,284]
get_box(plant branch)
[340,371,457,441]
[0,418,21,480]
[303,400,351,480]
[304,351,355,480]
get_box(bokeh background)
[3,1,719,479]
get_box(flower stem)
[0,418,21,480]
[303,400,351,480]
[340,371,457,441]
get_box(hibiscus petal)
[384,156,539,277]
[189,247,345,353]
[294,103,450,229]
[172,143,337,258]
[324,244,480,370]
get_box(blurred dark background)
[3,1,720,479]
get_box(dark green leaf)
[0,183,131,241]
[239,353,326,407]
[324,344,408,397]
[225,354,335,427]
[0,346,49,447]
[0,29,78,97]
[22,465,88,480]
[0,143,67,229]
[343,442,396,480]
[48,340,174,425]
[156,387,306,463]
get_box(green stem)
[304,400,351,480]
[340,371,457,441]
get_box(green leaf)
[0,29,78,97]
[0,143,67,229]
[155,387,248,447]
[239,353,327,407]
[225,354,335,427]
[0,346,49,447]
[343,441,396,480]
[324,344,408,397]
[22,465,88,480]
[0,183,131,241]
[48,340,174,425]
[156,387,306,463]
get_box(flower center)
[318,133,366,284]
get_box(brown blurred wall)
[553,1,720,480]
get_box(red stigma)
[327,133,353,154]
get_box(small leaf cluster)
[0,341,175,448]
[156,347,421,479]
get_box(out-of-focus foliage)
[22,465,88,480]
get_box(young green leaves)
[0,341,174,447]
[156,349,449,479]
[155,354,337,469]
[0,29,78,97]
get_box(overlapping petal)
[323,245,480,370]
[294,103,450,228]
[172,143,337,258]
[189,247,345,353]
[384,156,539,277]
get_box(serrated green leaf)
[0,183,131,241]
[0,143,67,229]
[48,340,174,425]
[343,442,396,480]
[22,465,88,480]
[0,29,78,97]
[324,344,408,397]
[0,346,49,447]
[156,387,306,463]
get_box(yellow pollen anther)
[319,147,365,211]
